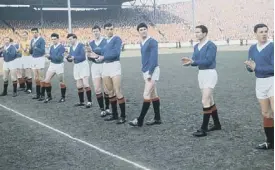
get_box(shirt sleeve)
[148,40,158,75]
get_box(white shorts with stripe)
[143,66,160,81]
[32,57,46,69]
[256,76,274,99]
[102,61,121,78]
[91,63,103,79]
[3,59,19,71]
[198,69,218,89]
[73,60,90,80]
[48,63,64,75]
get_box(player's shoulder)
[249,44,257,51]
[149,37,158,44]
[268,42,274,48]
[78,42,85,47]
[207,41,217,48]
[113,36,122,41]
[89,40,95,44]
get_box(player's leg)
[255,78,274,149]
[103,76,118,121]
[193,88,212,137]
[256,99,274,149]
[24,56,33,93]
[43,70,55,103]
[146,84,162,125]
[32,69,40,99]
[112,75,126,124]
[0,70,10,96]
[103,82,111,114]
[129,79,155,127]
[37,68,46,101]
[25,68,33,93]
[10,69,18,97]
[83,76,92,108]
[75,79,85,106]
[58,73,66,102]
[17,67,25,91]
[93,77,106,116]
[207,90,221,131]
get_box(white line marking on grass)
[0,103,151,170]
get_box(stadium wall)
[124,39,274,50]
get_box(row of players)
[0,23,274,150]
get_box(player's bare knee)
[262,111,271,118]
[202,99,211,108]
[95,87,102,95]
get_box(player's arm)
[245,47,254,72]
[192,44,216,67]
[8,46,17,57]
[55,46,65,62]
[66,48,73,62]
[104,37,122,60]
[148,40,158,75]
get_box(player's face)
[105,26,114,38]
[138,27,148,39]
[93,29,101,39]
[195,28,206,40]
[51,37,58,45]
[4,38,10,45]
[32,31,39,38]
[67,37,76,46]
[22,32,28,39]
[255,27,268,43]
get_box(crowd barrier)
[123,39,273,50]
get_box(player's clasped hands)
[181,56,193,66]
[244,58,256,71]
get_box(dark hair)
[51,33,59,39]
[254,24,268,33]
[104,23,113,29]
[137,23,148,31]
[31,28,39,32]
[195,25,208,35]
[66,33,77,39]
[5,37,13,42]
[92,25,101,31]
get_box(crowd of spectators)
[0,0,273,45]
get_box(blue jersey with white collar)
[191,41,217,70]
[89,38,107,64]
[102,36,122,63]
[49,44,65,64]
[140,37,158,75]
[69,43,86,64]
[248,42,274,78]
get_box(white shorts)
[143,66,160,81]
[256,76,274,99]
[198,69,218,89]
[91,63,103,79]
[73,60,90,80]
[48,63,64,75]
[102,61,121,78]
[3,60,19,71]
[32,57,46,69]
[21,56,33,69]
[14,57,23,69]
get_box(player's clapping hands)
[244,58,256,72]
[181,57,193,66]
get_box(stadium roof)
[0,0,131,8]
